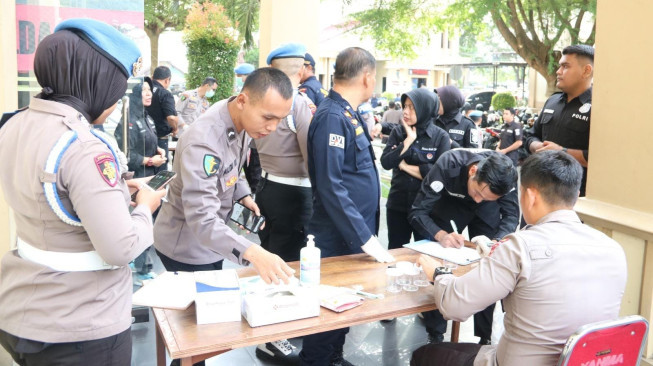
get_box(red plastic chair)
[557,315,649,366]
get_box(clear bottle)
[300,234,320,287]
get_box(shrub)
[184,2,240,101]
[491,92,516,111]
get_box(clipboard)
[403,239,481,266]
[132,271,196,310]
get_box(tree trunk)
[145,27,160,70]
[544,73,559,98]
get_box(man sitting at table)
[412,151,627,366]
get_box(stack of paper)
[132,271,196,310]
[404,239,481,265]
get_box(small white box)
[240,276,320,327]
[194,269,241,325]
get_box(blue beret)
[234,63,255,75]
[54,18,142,78]
[469,110,483,118]
[266,43,307,65]
[304,52,316,67]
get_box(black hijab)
[128,77,153,122]
[435,85,465,122]
[401,88,440,133]
[33,30,128,123]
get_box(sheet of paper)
[132,271,196,310]
[403,239,481,265]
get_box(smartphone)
[229,202,265,233]
[131,170,176,201]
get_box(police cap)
[304,52,316,68]
[234,63,255,76]
[266,43,307,65]
[54,18,142,77]
[469,110,483,118]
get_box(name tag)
[543,109,554,114]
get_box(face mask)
[205,89,215,98]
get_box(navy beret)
[304,52,316,67]
[266,43,307,65]
[54,18,142,78]
[469,110,483,118]
[234,63,255,75]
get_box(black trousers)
[156,138,169,174]
[155,251,223,366]
[0,328,131,366]
[386,208,428,249]
[244,148,261,193]
[411,342,483,366]
[255,178,312,262]
[422,215,497,340]
[299,328,348,366]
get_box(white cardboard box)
[240,276,320,327]
[194,269,241,325]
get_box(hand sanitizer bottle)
[300,235,320,287]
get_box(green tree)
[491,91,516,111]
[184,2,241,100]
[215,0,260,50]
[350,0,596,96]
[144,0,193,68]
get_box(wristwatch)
[432,266,453,282]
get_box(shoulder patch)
[329,133,345,149]
[308,103,317,115]
[579,103,591,113]
[94,153,118,187]
[488,238,509,257]
[430,180,444,193]
[226,175,237,187]
[203,154,221,177]
[320,88,328,96]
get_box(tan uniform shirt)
[433,210,627,366]
[176,88,210,126]
[154,98,252,265]
[0,98,154,343]
[382,108,403,124]
[255,92,313,178]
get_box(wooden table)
[153,248,473,366]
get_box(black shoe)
[478,338,492,345]
[427,333,444,344]
[330,350,355,366]
[255,340,300,365]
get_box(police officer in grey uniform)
[154,67,296,279]
[176,77,217,132]
[154,68,297,366]
[412,151,627,366]
[251,42,316,365]
[0,19,165,366]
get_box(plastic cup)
[395,261,413,286]
[413,264,430,287]
[442,260,458,272]
[386,267,402,293]
[402,266,419,292]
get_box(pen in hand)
[450,220,463,249]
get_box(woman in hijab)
[435,85,479,148]
[115,77,167,179]
[381,88,451,248]
[115,77,166,278]
[0,19,165,365]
